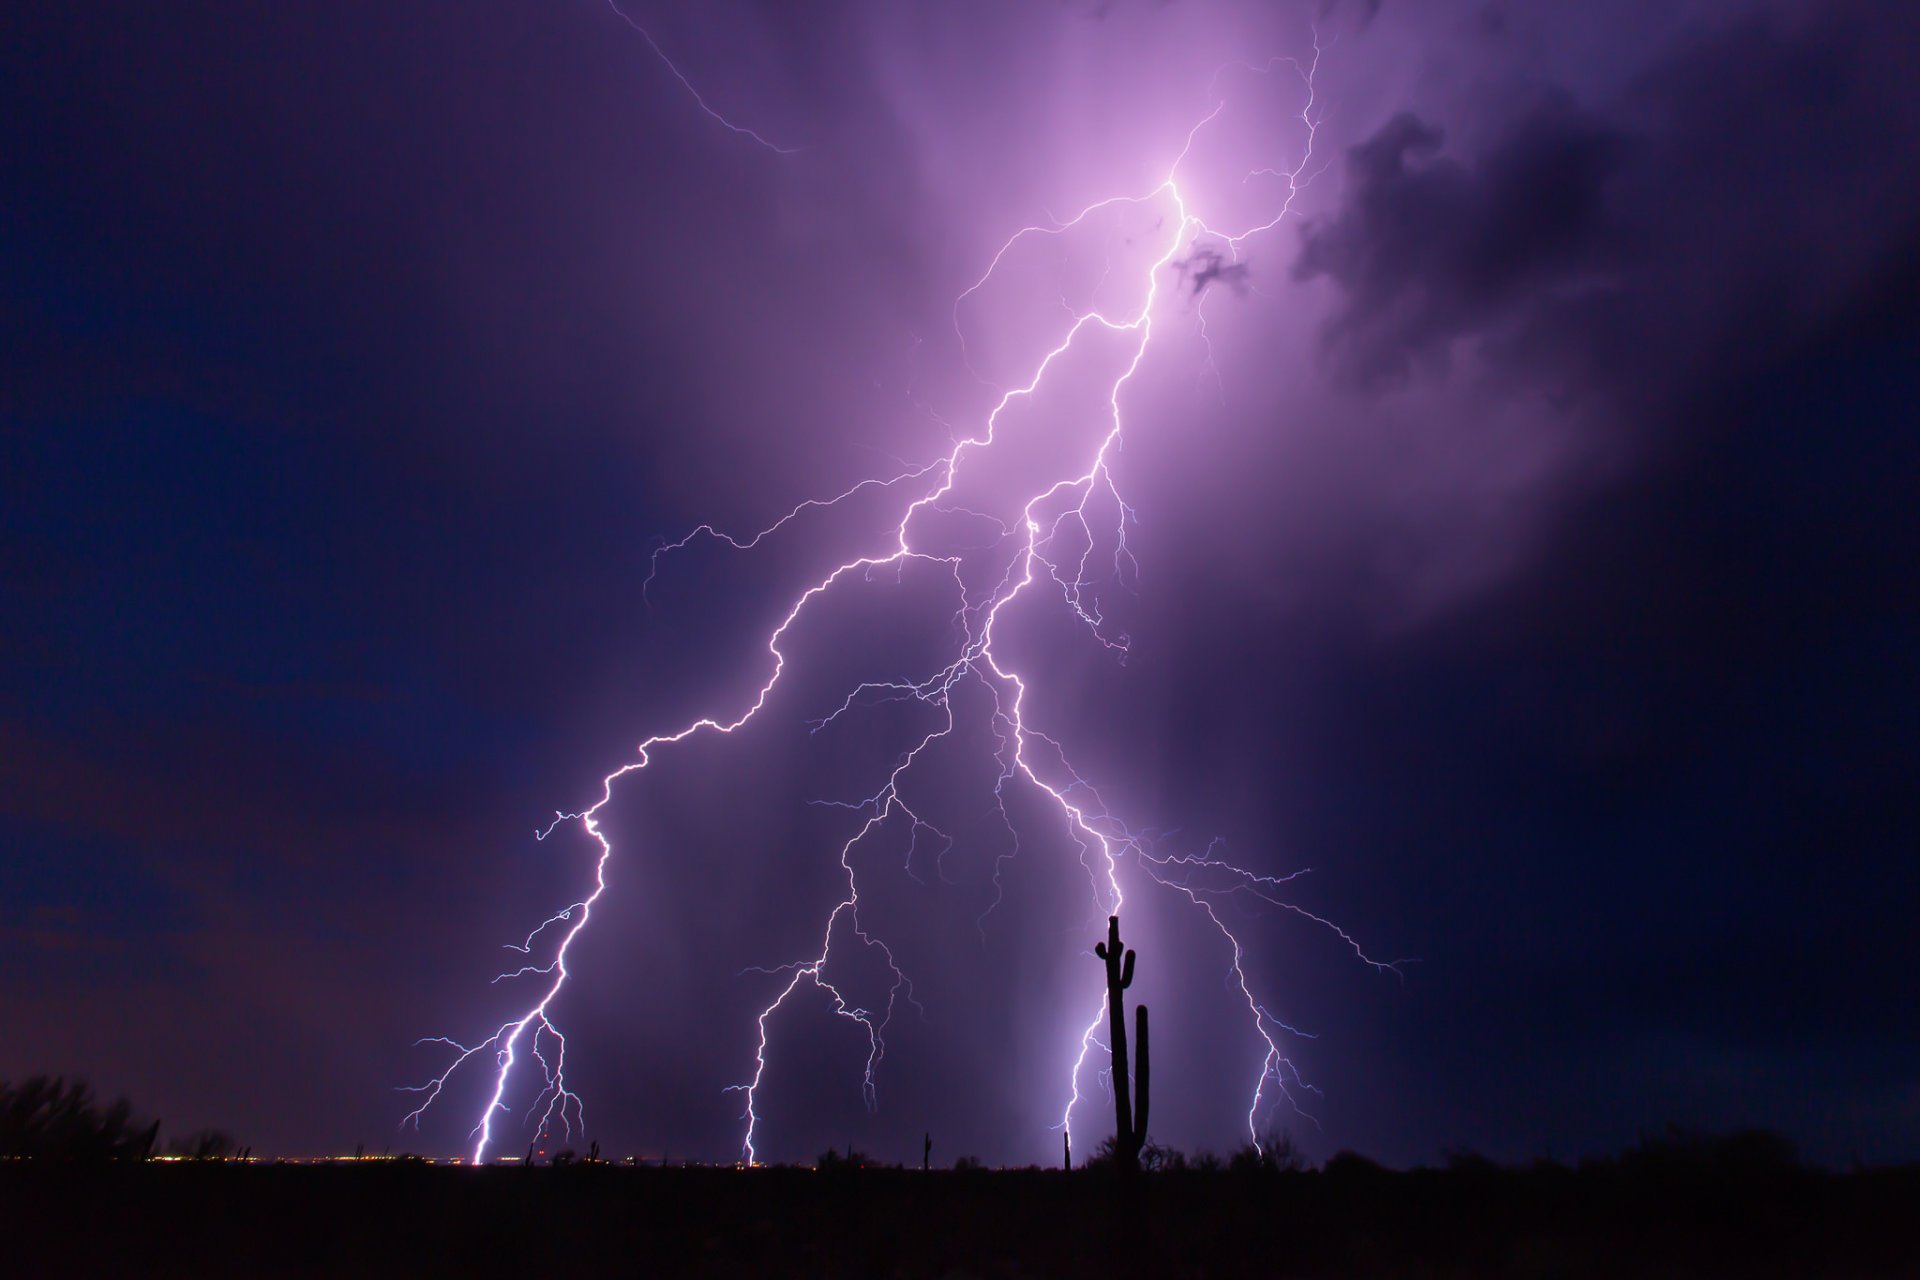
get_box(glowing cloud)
[405,31,1396,1167]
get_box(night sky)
[4,0,1916,1168]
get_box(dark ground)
[4,1155,1917,1277]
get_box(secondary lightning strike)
[410,38,1395,1166]
[605,0,799,154]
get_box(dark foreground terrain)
[4,1155,1917,1277]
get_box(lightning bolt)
[408,31,1398,1166]
[605,0,800,155]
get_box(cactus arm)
[1132,1004,1150,1152]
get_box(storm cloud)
[4,0,1915,1168]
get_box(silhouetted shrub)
[1230,1126,1307,1174]
[0,1076,158,1162]
[1619,1124,1802,1185]
[1321,1150,1387,1180]
[952,1155,985,1172]
[1442,1146,1501,1175]
[815,1147,871,1171]
[167,1129,236,1160]
[1141,1142,1186,1172]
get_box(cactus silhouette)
[1094,914,1150,1169]
[923,1131,932,1171]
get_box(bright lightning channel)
[406,33,1397,1167]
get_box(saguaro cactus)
[1094,914,1150,1169]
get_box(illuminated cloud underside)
[404,29,1397,1167]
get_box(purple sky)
[4,0,1916,1167]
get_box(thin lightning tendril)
[605,0,800,154]
[409,33,1397,1166]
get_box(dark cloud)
[1297,3,1920,417]
[1174,245,1254,297]
[1293,97,1625,388]
[1321,0,1384,27]
[3,0,1913,1168]
[1210,0,1920,1164]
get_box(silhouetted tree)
[0,1076,158,1161]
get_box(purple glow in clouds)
[403,28,1398,1167]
